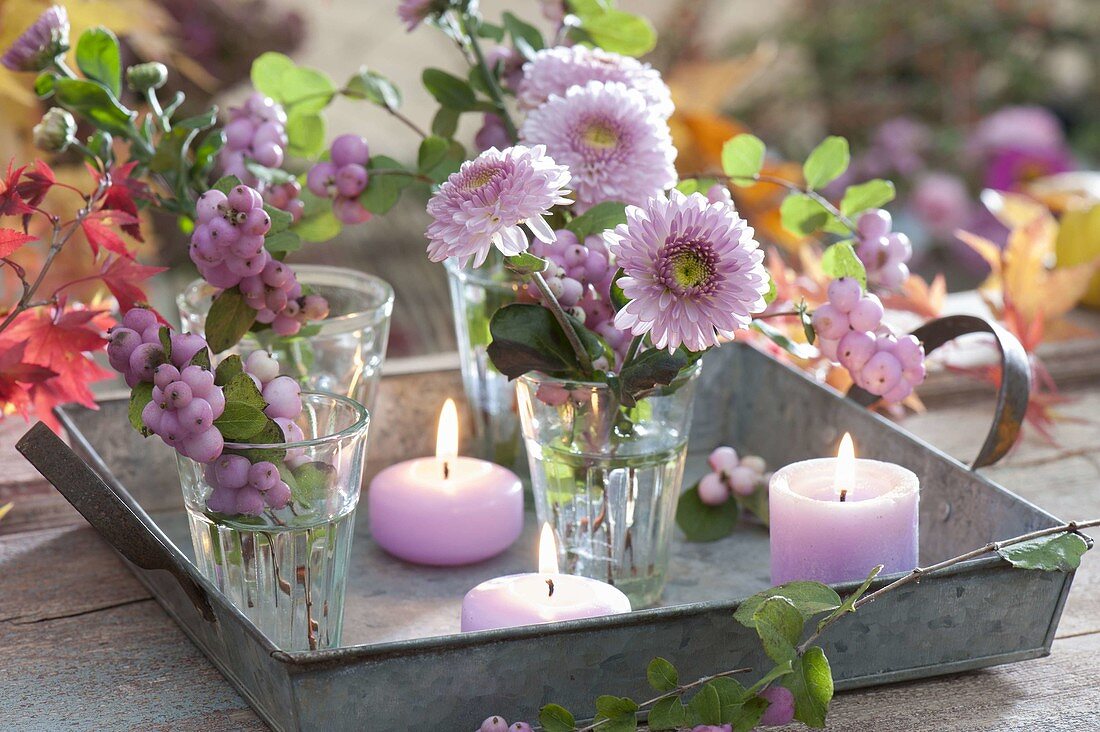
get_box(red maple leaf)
[98,255,167,312]
[15,159,56,208]
[0,340,57,420]
[81,210,139,258]
[97,161,150,242]
[0,160,33,217]
[0,227,36,258]
[0,307,113,429]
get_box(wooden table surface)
[2,368,1099,731]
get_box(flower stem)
[699,172,857,233]
[530,270,593,376]
[456,12,520,143]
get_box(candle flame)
[836,433,855,500]
[538,523,559,575]
[436,398,459,477]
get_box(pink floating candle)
[461,525,632,632]
[369,399,523,566]
[769,434,919,585]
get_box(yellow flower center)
[582,122,620,150]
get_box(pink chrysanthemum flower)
[1,5,69,72]
[426,145,571,268]
[517,45,674,119]
[607,190,770,352]
[520,81,677,214]
[397,0,435,32]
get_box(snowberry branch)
[530,269,594,376]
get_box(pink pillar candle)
[769,444,919,585]
[461,572,632,632]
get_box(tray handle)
[16,422,216,622]
[847,314,1031,470]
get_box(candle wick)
[839,488,848,503]
[443,460,450,480]
[545,578,555,597]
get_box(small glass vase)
[178,265,394,413]
[445,257,526,474]
[176,392,369,651]
[515,363,701,607]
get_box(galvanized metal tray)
[21,338,1078,731]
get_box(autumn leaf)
[0,340,57,420]
[0,160,32,217]
[81,210,139,258]
[96,161,151,242]
[15,159,56,208]
[98,255,167,312]
[0,227,36,258]
[880,273,946,320]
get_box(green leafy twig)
[530,269,594,376]
[455,11,520,142]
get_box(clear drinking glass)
[445,257,526,473]
[515,364,701,607]
[178,265,393,413]
[176,392,369,650]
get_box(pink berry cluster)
[190,183,328,337]
[853,209,912,291]
[265,179,305,222]
[218,92,304,220]
[478,716,531,732]
[107,308,227,463]
[813,277,927,403]
[525,229,627,356]
[306,134,373,225]
[697,446,768,506]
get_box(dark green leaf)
[565,201,628,240]
[538,703,576,732]
[646,657,678,692]
[998,532,1090,572]
[291,461,336,505]
[175,108,218,130]
[205,288,257,354]
[286,112,326,157]
[158,326,172,360]
[802,136,850,190]
[502,11,545,58]
[418,135,450,172]
[212,175,241,195]
[264,205,294,235]
[475,20,506,43]
[820,240,867,289]
[221,372,266,410]
[799,305,815,345]
[213,354,244,386]
[128,381,154,436]
[150,127,199,173]
[419,138,465,182]
[594,695,638,732]
[609,268,628,311]
[504,252,548,276]
[76,27,121,97]
[735,582,841,628]
[422,68,477,110]
[745,660,794,695]
[647,697,685,731]
[731,695,769,732]
[213,403,270,440]
[840,179,896,217]
[753,596,804,664]
[54,78,135,135]
[721,134,766,182]
[226,417,286,462]
[189,346,211,370]
[431,107,459,138]
[344,67,402,109]
[191,130,225,178]
[686,682,722,725]
[711,676,747,722]
[360,156,417,215]
[616,347,692,407]
[817,565,881,633]
[263,230,301,254]
[676,485,740,542]
[749,320,817,360]
[784,647,833,728]
[779,193,830,237]
[486,303,601,379]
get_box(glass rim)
[222,390,370,451]
[517,359,703,390]
[178,265,394,334]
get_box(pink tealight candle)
[769,434,919,585]
[461,525,632,632]
[368,399,523,566]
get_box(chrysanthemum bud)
[32,107,75,153]
[126,62,168,92]
[0,5,69,72]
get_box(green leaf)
[504,252,548,276]
[676,178,721,196]
[609,268,628,312]
[574,8,657,56]
[475,20,506,43]
[486,303,601,379]
[294,209,342,243]
[150,126,199,173]
[222,372,266,411]
[191,129,225,178]
[616,347,693,407]
[422,68,477,110]
[431,107,459,138]
[735,582,841,628]
[745,660,794,696]
[212,175,241,195]
[263,230,301,254]
[54,78,135,136]
[763,274,777,305]
[817,565,881,633]
[802,136,850,190]
[676,485,740,542]
[565,201,628,240]
[213,403,270,441]
[189,346,211,370]
[784,647,833,728]
[213,354,244,386]
[753,596,804,664]
[799,304,815,345]
[749,320,817,360]
[779,193,830,237]
[418,135,450,173]
[711,676,747,722]
[175,108,218,130]
[686,682,722,726]
[998,532,1090,572]
[730,695,769,732]
[594,696,638,732]
[291,461,336,505]
[647,696,686,731]
[263,205,293,235]
[286,112,326,157]
[76,27,122,97]
[158,326,173,361]
[538,703,576,732]
[205,288,257,354]
[281,67,336,114]
[820,240,867,289]
[721,134,766,182]
[251,52,297,98]
[34,71,58,98]
[840,179,896,217]
[128,381,154,436]
[344,67,402,109]
[647,657,679,692]
[502,11,545,57]
[360,156,417,215]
